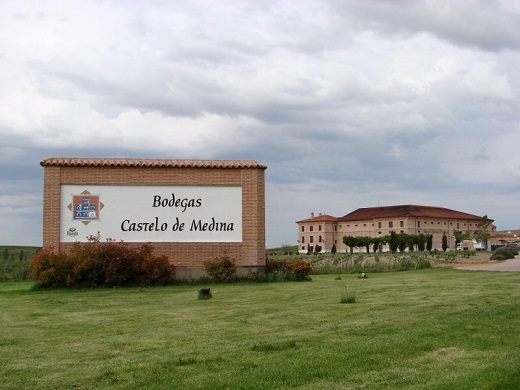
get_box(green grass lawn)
[1,269,520,389]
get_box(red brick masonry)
[41,157,267,279]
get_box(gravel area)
[455,255,520,271]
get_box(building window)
[310,226,314,232]
[302,246,305,250]
[319,236,322,243]
[400,220,404,228]
[319,225,322,231]
[301,226,304,232]
[388,221,394,228]
[334,225,337,231]
[417,221,421,228]
[457,223,460,229]
[301,236,305,244]
[310,236,314,243]
[378,222,382,229]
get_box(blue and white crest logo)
[67,190,104,225]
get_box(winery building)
[296,205,495,253]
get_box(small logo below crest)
[67,227,79,237]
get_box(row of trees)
[342,232,435,253]
[339,215,494,254]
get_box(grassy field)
[2,269,520,389]
[0,246,40,281]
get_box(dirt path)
[455,255,520,272]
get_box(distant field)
[1,269,519,389]
[0,246,40,281]
[266,245,298,255]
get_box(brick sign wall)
[41,158,267,279]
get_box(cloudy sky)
[1,0,520,248]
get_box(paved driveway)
[456,256,520,271]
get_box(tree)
[331,243,337,254]
[357,236,372,253]
[372,237,382,253]
[389,231,399,253]
[417,233,427,252]
[407,234,419,252]
[343,236,357,254]
[442,233,448,252]
[453,230,471,246]
[474,215,492,248]
[426,234,433,252]
[397,233,407,252]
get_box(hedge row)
[29,240,175,288]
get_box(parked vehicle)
[458,239,486,251]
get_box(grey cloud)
[330,0,520,52]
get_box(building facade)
[296,205,495,253]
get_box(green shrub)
[265,259,291,280]
[204,255,236,282]
[416,258,431,269]
[340,288,356,303]
[490,247,518,261]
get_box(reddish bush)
[29,247,76,288]
[289,260,313,281]
[265,259,312,281]
[134,244,175,286]
[28,241,175,288]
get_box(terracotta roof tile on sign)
[338,204,486,222]
[40,157,267,170]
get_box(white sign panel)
[60,185,242,242]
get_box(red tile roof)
[338,205,487,222]
[296,214,338,223]
[40,157,267,169]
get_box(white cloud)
[1,0,519,247]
